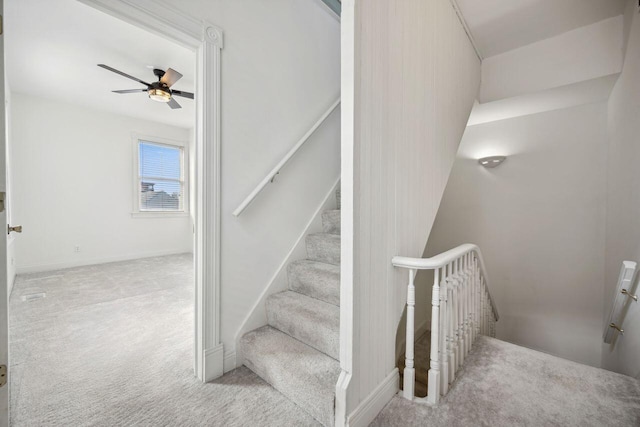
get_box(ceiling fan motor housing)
[153,68,166,80]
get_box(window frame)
[131,133,189,218]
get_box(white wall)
[9,93,193,273]
[156,0,341,369]
[426,102,608,367]
[602,0,640,379]
[340,0,480,423]
[480,16,623,103]
[5,83,15,295]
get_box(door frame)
[77,0,224,382]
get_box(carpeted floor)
[10,254,320,426]
[373,335,640,427]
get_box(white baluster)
[457,258,464,367]
[492,313,496,337]
[452,261,459,371]
[482,287,486,335]
[440,268,449,395]
[403,269,416,400]
[427,268,441,404]
[481,280,486,335]
[485,288,490,336]
[460,256,467,358]
[474,258,480,339]
[447,263,456,383]
[464,254,471,355]
[470,256,476,344]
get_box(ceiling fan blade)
[171,90,194,99]
[167,97,182,109]
[161,68,183,87]
[98,64,151,87]
[112,89,148,94]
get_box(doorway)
[1,0,223,424]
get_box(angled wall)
[425,102,608,367]
[480,16,623,103]
[153,0,341,369]
[340,0,480,424]
[602,0,640,379]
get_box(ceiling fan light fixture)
[148,88,171,103]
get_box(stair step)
[241,326,340,427]
[322,210,341,235]
[306,233,340,266]
[336,187,341,210]
[266,291,339,359]
[288,260,340,306]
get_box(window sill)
[131,211,190,219]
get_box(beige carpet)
[374,335,640,427]
[10,254,320,426]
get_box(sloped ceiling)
[6,0,196,129]
[456,0,626,58]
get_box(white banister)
[403,269,416,400]
[232,98,341,217]
[393,244,499,405]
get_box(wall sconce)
[478,156,506,168]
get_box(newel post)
[427,268,441,404]
[403,269,417,400]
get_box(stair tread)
[242,325,340,427]
[288,259,340,306]
[306,233,341,266]
[267,290,339,359]
[322,210,341,235]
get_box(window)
[134,138,187,214]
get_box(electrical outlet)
[11,258,14,266]
[74,245,80,253]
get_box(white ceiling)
[6,0,196,129]
[456,0,626,58]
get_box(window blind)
[138,141,184,211]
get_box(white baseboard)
[203,344,224,382]
[223,350,236,373]
[8,238,16,297]
[15,249,193,275]
[347,368,399,427]
[335,370,352,427]
[233,178,340,368]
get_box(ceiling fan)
[97,64,194,109]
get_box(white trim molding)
[336,1,355,425]
[78,0,225,383]
[15,250,192,276]
[346,368,399,427]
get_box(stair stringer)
[234,178,340,369]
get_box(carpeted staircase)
[241,186,341,427]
